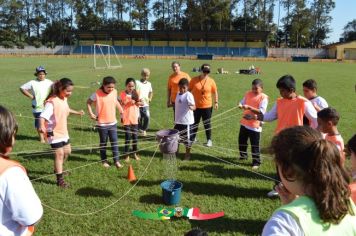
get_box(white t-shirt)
[40,102,69,144]
[174,92,195,125]
[262,211,304,236]
[309,96,328,110]
[135,80,152,107]
[20,79,53,113]
[0,167,43,236]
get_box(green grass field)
[0,56,355,236]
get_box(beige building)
[324,40,356,60]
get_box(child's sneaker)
[114,161,123,169]
[252,165,260,170]
[124,156,130,163]
[102,162,110,168]
[57,178,70,188]
[204,139,213,147]
[133,154,141,161]
[142,131,147,137]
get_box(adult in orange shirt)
[167,61,191,109]
[189,64,218,147]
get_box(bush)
[16,41,25,49]
[32,40,42,48]
[46,41,56,48]
[1,41,15,49]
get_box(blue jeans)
[124,125,138,153]
[139,107,150,131]
[97,124,119,162]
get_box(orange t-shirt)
[46,96,70,140]
[275,96,306,134]
[167,71,191,103]
[189,76,218,109]
[240,91,268,129]
[325,134,345,165]
[120,91,139,125]
[95,89,118,124]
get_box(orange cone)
[127,165,137,182]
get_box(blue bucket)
[160,180,183,205]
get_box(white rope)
[40,143,160,216]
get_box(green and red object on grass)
[132,207,224,220]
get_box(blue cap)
[35,66,47,75]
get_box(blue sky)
[273,0,356,44]
[327,0,356,43]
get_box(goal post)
[93,44,122,69]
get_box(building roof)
[323,40,356,49]
[74,30,270,42]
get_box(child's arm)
[39,117,47,134]
[189,104,196,111]
[19,88,34,100]
[86,98,97,120]
[116,100,124,115]
[70,108,85,116]
[148,91,153,103]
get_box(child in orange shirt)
[238,79,268,169]
[119,78,143,162]
[87,76,124,169]
[317,107,345,165]
[40,78,84,188]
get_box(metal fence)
[267,48,328,59]
[0,46,72,55]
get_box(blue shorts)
[33,112,41,129]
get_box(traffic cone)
[127,165,137,182]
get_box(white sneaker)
[267,189,279,198]
[205,140,212,147]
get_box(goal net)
[93,44,122,69]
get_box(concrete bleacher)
[73,45,267,57]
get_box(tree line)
[0,0,354,49]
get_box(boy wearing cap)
[20,66,53,143]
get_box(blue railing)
[72,46,267,57]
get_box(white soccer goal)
[93,44,122,69]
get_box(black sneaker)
[57,178,70,188]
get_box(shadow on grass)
[17,152,90,162]
[203,164,277,182]
[190,217,265,235]
[138,180,270,199]
[139,194,162,204]
[75,187,113,197]
[15,134,39,141]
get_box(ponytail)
[272,126,354,224]
[298,140,352,224]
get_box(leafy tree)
[309,0,335,47]
[342,19,356,42]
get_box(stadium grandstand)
[72,30,269,58]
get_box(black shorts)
[50,139,70,149]
[174,124,192,147]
